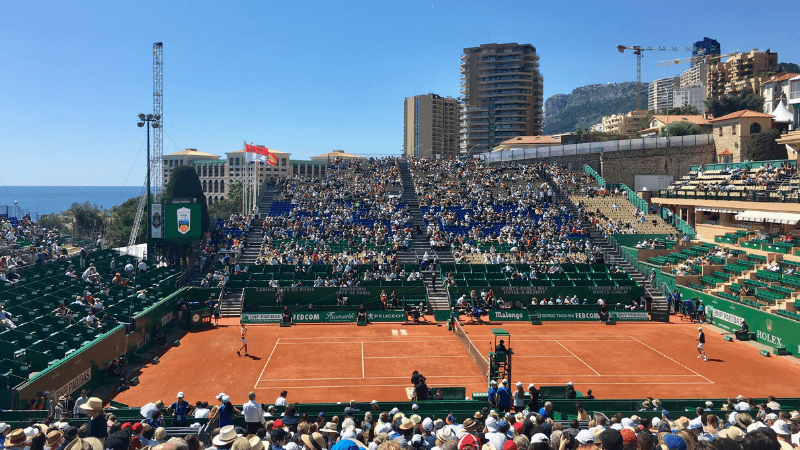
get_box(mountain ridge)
[542,81,647,135]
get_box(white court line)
[255,375,481,382]
[256,381,712,389]
[557,341,601,376]
[363,356,468,359]
[255,338,281,389]
[513,355,576,358]
[628,336,715,384]
[509,374,707,377]
[275,340,449,344]
[361,342,365,378]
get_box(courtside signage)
[489,310,530,321]
[241,313,282,323]
[534,310,648,321]
[241,311,408,323]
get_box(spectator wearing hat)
[169,392,193,428]
[5,429,27,450]
[512,383,525,413]
[211,396,240,428]
[243,391,267,434]
[45,430,63,450]
[457,434,478,450]
[302,432,326,450]
[526,384,540,413]
[53,427,78,450]
[484,419,506,450]
[771,420,793,450]
[661,433,686,450]
[0,423,11,449]
[565,382,576,400]
[79,397,107,443]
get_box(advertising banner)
[366,311,407,322]
[488,310,531,321]
[680,286,800,353]
[241,313,282,324]
[151,203,163,239]
[532,309,648,322]
[293,311,356,323]
[163,199,201,243]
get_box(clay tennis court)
[112,317,800,406]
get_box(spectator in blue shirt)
[487,380,498,409]
[538,401,553,419]
[169,392,193,427]
[496,379,512,412]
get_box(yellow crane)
[617,45,694,111]
[657,51,740,67]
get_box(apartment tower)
[403,94,459,159]
[460,43,543,155]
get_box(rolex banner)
[151,203,163,239]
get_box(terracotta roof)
[763,73,800,83]
[163,149,220,158]
[651,115,710,126]
[718,149,733,155]
[498,135,562,145]
[709,110,774,122]
[310,150,362,159]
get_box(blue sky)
[1,0,798,186]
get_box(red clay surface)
[112,317,800,406]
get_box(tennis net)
[454,319,489,381]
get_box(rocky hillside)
[542,82,648,135]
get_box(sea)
[0,186,144,218]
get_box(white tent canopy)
[735,210,800,225]
[772,99,794,123]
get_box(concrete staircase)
[220,181,276,317]
[397,158,452,312]
[552,189,671,321]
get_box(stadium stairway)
[398,158,453,312]
[553,190,671,320]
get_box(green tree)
[209,181,244,219]
[38,213,66,230]
[661,121,701,137]
[705,94,764,118]
[107,196,148,248]
[70,202,105,233]
[164,165,210,233]
[745,129,788,161]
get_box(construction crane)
[128,43,164,254]
[657,51,739,67]
[617,45,694,111]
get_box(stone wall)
[600,143,717,188]
[498,143,717,188]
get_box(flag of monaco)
[245,143,278,166]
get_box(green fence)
[610,234,672,249]
[679,286,800,354]
[448,283,644,306]
[242,286,428,312]
[584,164,605,187]
[12,288,187,409]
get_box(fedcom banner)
[533,309,648,321]
[241,311,408,323]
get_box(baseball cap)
[698,327,703,331]
[662,434,688,450]
[318,412,326,418]
[458,434,478,450]
[177,392,184,397]
[772,420,791,435]
[0,423,10,434]
[687,417,703,430]
[501,379,508,385]
[531,433,549,444]
[515,382,522,387]
[422,418,433,432]
[610,424,623,431]
[274,419,284,428]
[131,423,143,433]
[222,395,231,403]
[216,393,226,400]
[490,380,497,385]
[576,429,594,444]
[446,414,457,424]
[765,413,778,421]
[528,384,534,389]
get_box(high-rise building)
[692,37,720,66]
[648,77,680,111]
[403,94,459,159]
[459,43,543,155]
[707,49,779,99]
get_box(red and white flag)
[244,142,278,166]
